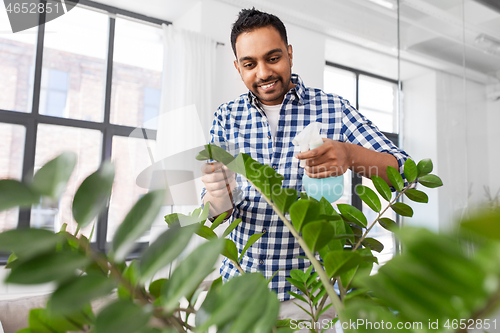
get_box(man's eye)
[243,63,254,68]
[269,56,280,62]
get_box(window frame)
[0,0,172,263]
[325,61,402,254]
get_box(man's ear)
[234,60,242,77]
[288,44,293,67]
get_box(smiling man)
[200,7,410,331]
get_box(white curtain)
[156,24,216,162]
[152,24,216,206]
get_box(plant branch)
[229,258,246,274]
[249,182,345,319]
[456,286,500,333]
[353,181,416,251]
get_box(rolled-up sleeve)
[341,99,411,184]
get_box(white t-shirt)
[260,103,281,139]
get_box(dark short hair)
[230,8,288,57]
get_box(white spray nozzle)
[292,122,324,168]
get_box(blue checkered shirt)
[201,74,409,301]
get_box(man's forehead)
[234,26,287,59]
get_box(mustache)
[253,76,281,88]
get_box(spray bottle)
[292,122,344,203]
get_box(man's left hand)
[295,138,351,179]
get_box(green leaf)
[196,225,218,240]
[379,217,398,231]
[199,201,210,221]
[210,211,228,230]
[148,279,167,299]
[386,165,404,191]
[163,238,224,310]
[460,209,500,241]
[118,260,141,299]
[287,291,308,303]
[302,221,335,253]
[223,218,242,238]
[251,293,280,333]
[340,248,376,289]
[0,228,62,259]
[49,274,117,315]
[403,159,418,183]
[222,239,239,263]
[0,180,40,212]
[355,185,381,212]
[405,188,429,203]
[273,188,298,214]
[6,251,90,285]
[361,227,489,323]
[5,252,18,269]
[371,175,392,202]
[196,273,273,332]
[361,237,384,253]
[289,200,320,231]
[418,174,443,188]
[239,232,264,262]
[139,223,197,283]
[391,202,414,217]
[324,250,376,278]
[94,299,152,333]
[111,190,165,262]
[285,277,307,294]
[290,269,307,283]
[197,144,238,167]
[224,282,275,333]
[28,308,82,333]
[417,158,433,177]
[258,165,285,201]
[337,204,367,228]
[31,152,77,199]
[72,161,114,229]
[164,212,200,228]
[319,197,335,215]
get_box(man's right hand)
[201,162,235,218]
[201,162,236,197]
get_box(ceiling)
[91,0,500,83]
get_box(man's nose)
[256,62,272,80]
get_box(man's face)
[234,26,294,106]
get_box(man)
[201,7,409,330]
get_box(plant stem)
[74,225,81,237]
[250,183,345,319]
[456,286,500,333]
[65,233,178,330]
[353,181,415,251]
[230,259,246,274]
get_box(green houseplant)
[0,147,499,333]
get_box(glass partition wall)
[324,0,500,268]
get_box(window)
[0,6,37,113]
[324,62,401,267]
[39,69,69,117]
[110,18,163,129]
[143,87,161,129]
[0,2,172,263]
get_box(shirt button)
[259,260,264,265]
[273,165,277,169]
[262,229,267,233]
[267,135,271,139]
